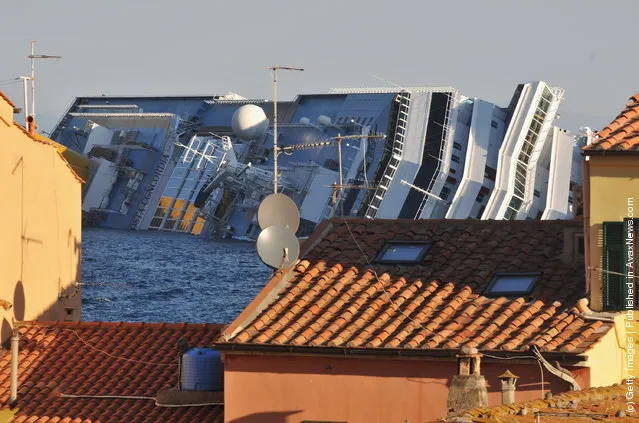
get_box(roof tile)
[456,383,635,423]
[0,321,224,422]
[584,93,639,153]
[223,219,611,354]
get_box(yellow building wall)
[585,320,626,386]
[0,93,83,344]
[586,155,639,311]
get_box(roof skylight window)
[375,241,431,264]
[485,273,539,296]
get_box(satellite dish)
[256,226,300,269]
[257,193,300,233]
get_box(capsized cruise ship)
[49,81,584,239]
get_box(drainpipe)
[10,329,19,404]
[581,158,591,294]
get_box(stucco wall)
[223,354,590,423]
[0,97,82,344]
[586,155,638,311]
[585,317,627,387]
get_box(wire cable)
[340,214,549,392]
[48,328,179,366]
[58,393,221,408]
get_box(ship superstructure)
[50,82,583,239]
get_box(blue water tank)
[181,347,224,391]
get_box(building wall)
[586,319,627,387]
[223,354,590,423]
[586,155,638,311]
[0,94,83,345]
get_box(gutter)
[215,343,588,365]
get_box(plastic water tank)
[181,347,224,391]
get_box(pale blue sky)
[1,0,637,133]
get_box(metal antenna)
[17,76,31,128]
[28,40,61,121]
[269,65,304,193]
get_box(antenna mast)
[27,40,61,122]
[269,64,304,193]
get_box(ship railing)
[364,92,411,219]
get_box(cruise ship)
[49,81,584,239]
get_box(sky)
[1,0,637,134]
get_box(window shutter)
[603,221,627,310]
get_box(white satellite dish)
[256,225,300,269]
[257,193,300,233]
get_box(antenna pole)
[273,65,278,193]
[268,64,304,194]
[27,40,62,125]
[337,134,344,216]
[19,77,30,128]
[30,41,35,119]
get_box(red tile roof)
[0,321,224,422]
[221,218,611,354]
[456,383,635,423]
[584,93,639,153]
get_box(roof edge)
[215,342,590,363]
[0,89,16,107]
[11,122,86,184]
[221,220,335,341]
[220,264,297,341]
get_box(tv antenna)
[269,64,304,194]
[27,40,62,121]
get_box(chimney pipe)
[498,370,519,405]
[10,329,19,405]
[27,116,36,136]
[447,346,488,415]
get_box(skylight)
[375,241,431,264]
[485,273,539,296]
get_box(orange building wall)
[223,354,590,423]
[0,93,83,344]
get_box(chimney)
[497,370,519,405]
[447,345,488,414]
[10,329,19,405]
[27,116,36,136]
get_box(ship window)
[485,273,539,297]
[440,186,451,200]
[453,142,462,150]
[451,154,460,163]
[491,120,499,128]
[375,241,432,264]
[534,189,541,197]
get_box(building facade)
[582,93,639,312]
[0,91,84,344]
[218,218,627,423]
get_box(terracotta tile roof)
[222,218,612,354]
[584,93,639,153]
[0,321,224,422]
[0,89,16,107]
[456,383,635,423]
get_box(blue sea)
[81,228,272,324]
